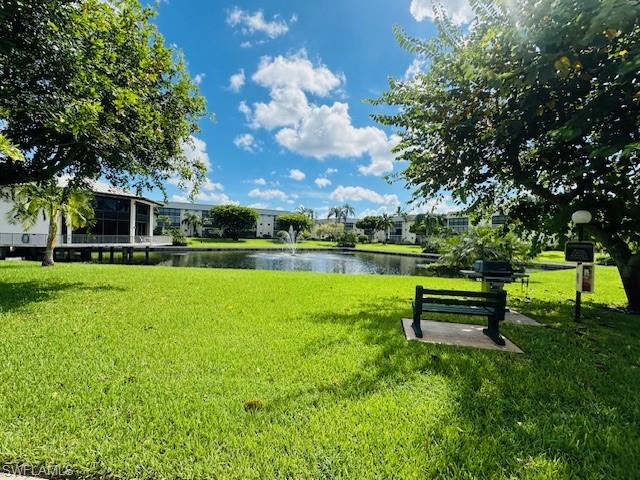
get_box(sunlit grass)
[186,237,424,253]
[0,262,638,479]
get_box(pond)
[142,250,437,276]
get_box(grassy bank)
[186,237,424,254]
[0,263,638,479]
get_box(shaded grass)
[0,262,638,479]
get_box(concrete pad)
[402,318,523,354]
[505,310,541,326]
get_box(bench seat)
[414,302,495,317]
[411,286,507,346]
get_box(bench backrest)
[415,286,507,310]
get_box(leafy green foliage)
[209,205,259,241]
[315,222,344,241]
[0,0,207,192]
[377,0,640,309]
[168,227,187,246]
[437,227,533,271]
[275,213,314,233]
[336,231,358,247]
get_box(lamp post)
[571,210,592,322]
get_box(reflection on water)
[145,250,435,276]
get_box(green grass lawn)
[534,250,608,264]
[0,262,638,479]
[187,237,424,253]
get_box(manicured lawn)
[186,237,335,248]
[0,262,638,479]
[534,250,608,264]
[187,237,424,253]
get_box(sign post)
[567,211,593,321]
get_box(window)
[156,207,181,227]
[135,203,150,236]
[492,215,507,225]
[89,195,132,238]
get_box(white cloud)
[329,185,400,208]
[314,177,332,188]
[325,168,338,175]
[193,73,206,86]
[229,69,245,93]
[201,179,224,192]
[238,101,252,120]
[410,0,474,25]
[252,178,267,186]
[246,51,398,176]
[404,57,428,81]
[248,202,268,209]
[226,7,292,39]
[171,194,188,203]
[194,191,238,205]
[248,188,289,201]
[233,133,259,152]
[181,135,210,170]
[252,50,344,97]
[288,168,306,181]
[358,134,401,176]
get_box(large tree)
[276,213,314,234]
[209,205,259,241]
[0,0,207,192]
[376,0,640,310]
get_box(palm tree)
[7,182,94,266]
[296,205,315,220]
[156,214,171,235]
[376,213,394,244]
[181,212,202,237]
[327,206,343,223]
[342,203,355,222]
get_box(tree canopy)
[276,213,314,233]
[0,0,207,192]
[376,0,640,310]
[209,205,258,241]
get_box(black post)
[109,247,114,264]
[575,224,584,322]
[145,246,150,264]
[98,247,103,263]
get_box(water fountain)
[280,225,298,256]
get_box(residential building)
[0,180,164,249]
[156,201,293,238]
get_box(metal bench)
[412,286,507,345]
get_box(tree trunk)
[42,215,58,267]
[615,254,640,312]
[594,228,640,312]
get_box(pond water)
[143,250,436,276]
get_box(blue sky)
[152,0,471,217]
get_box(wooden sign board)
[565,241,595,263]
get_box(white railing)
[0,233,172,247]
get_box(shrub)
[357,234,369,244]
[336,231,357,247]
[437,226,532,270]
[168,227,187,247]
